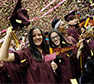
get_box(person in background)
[64,10,94,53]
[64,10,81,42]
[64,10,94,42]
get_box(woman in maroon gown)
[48,29,78,84]
[0,27,56,84]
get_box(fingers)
[0,61,4,67]
[51,61,58,71]
[7,26,16,35]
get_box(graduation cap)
[64,10,77,22]
[9,0,30,30]
[51,18,61,29]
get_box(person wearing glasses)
[48,29,79,84]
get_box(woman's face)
[50,32,60,46]
[32,29,43,47]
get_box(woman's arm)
[0,28,15,62]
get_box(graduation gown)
[67,27,80,42]
[0,61,27,83]
[63,35,77,45]
[88,39,94,52]
[0,64,11,83]
[9,46,56,84]
[54,50,78,84]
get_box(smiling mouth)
[36,40,41,43]
[55,40,59,44]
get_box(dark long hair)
[29,27,49,62]
[48,29,70,48]
[48,29,75,58]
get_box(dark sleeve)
[11,49,29,71]
[53,67,61,83]
[13,50,22,64]
[67,28,80,42]
[11,49,28,63]
[70,36,77,45]
[82,40,93,57]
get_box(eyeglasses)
[51,35,59,40]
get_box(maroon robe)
[63,35,77,45]
[67,27,80,42]
[76,40,94,78]
[88,40,94,52]
[55,49,78,84]
[9,46,56,84]
[0,61,27,83]
[62,35,93,80]
[0,65,11,83]
[0,47,56,84]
